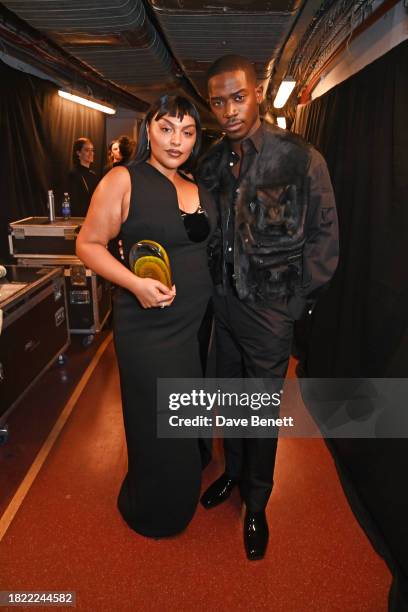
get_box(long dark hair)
[132,94,202,173]
[108,135,135,165]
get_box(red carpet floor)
[0,340,391,611]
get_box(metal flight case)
[9,217,112,344]
[9,217,84,258]
[16,256,112,344]
[0,265,70,442]
[9,216,84,257]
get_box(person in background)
[106,136,136,257]
[107,135,136,170]
[67,137,99,217]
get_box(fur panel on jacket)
[199,122,338,310]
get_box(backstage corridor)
[0,334,391,612]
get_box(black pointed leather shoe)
[200,473,237,509]
[244,510,269,560]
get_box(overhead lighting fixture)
[273,77,296,109]
[58,90,116,114]
[277,117,287,130]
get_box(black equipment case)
[9,217,112,336]
[17,256,112,336]
[0,265,70,424]
[9,216,83,257]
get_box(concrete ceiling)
[0,0,384,120]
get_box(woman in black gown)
[76,95,216,537]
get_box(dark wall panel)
[0,61,106,260]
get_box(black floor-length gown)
[113,161,216,537]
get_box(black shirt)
[67,164,99,217]
[224,123,263,263]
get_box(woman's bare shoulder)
[104,164,130,181]
[96,165,131,194]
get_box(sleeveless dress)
[113,161,216,538]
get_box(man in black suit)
[198,55,339,560]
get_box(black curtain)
[293,40,408,610]
[293,41,408,378]
[0,60,106,261]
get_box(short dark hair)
[72,137,92,166]
[132,94,202,173]
[206,55,257,87]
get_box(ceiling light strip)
[58,90,116,114]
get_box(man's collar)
[227,122,264,157]
[247,122,264,153]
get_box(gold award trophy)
[129,240,172,289]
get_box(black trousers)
[214,287,294,512]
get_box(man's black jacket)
[198,122,339,319]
